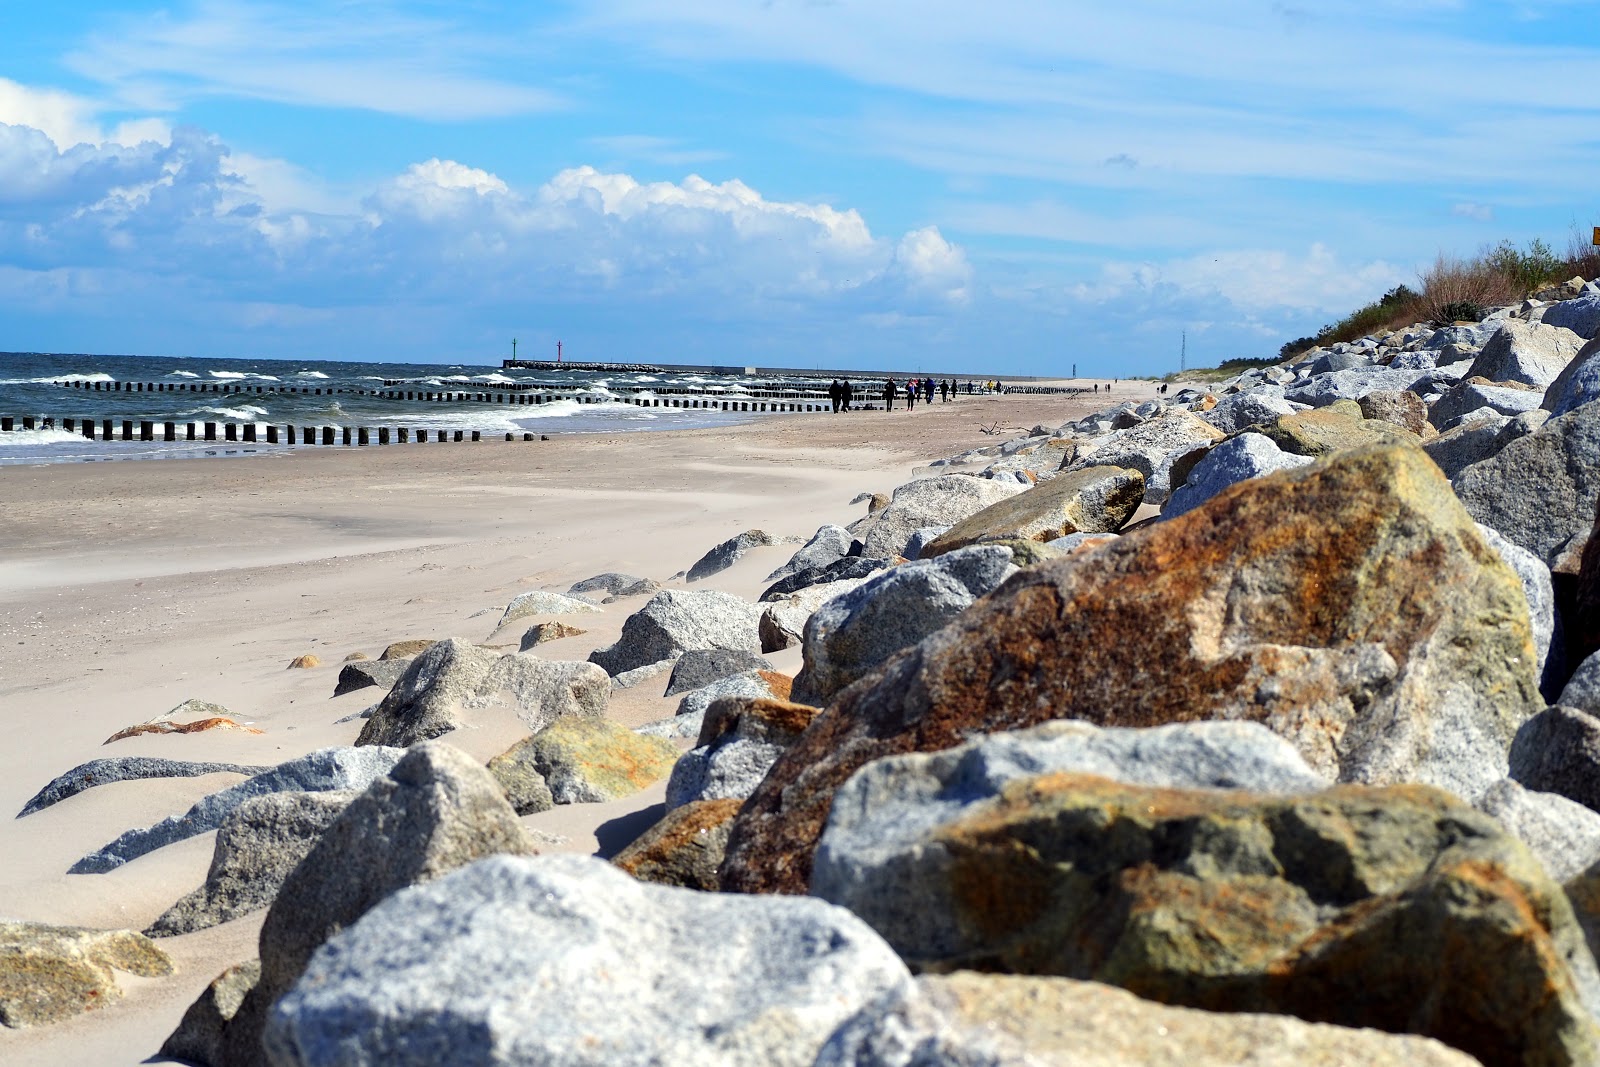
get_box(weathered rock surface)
[567,572,658,602]
[159,960,260,1066]
[1357,388,1433,436]
[1511,706,1600,814]
[1164,432,1314,519]
[637,668,793,739]
[1258,403,1419,457]
[70,745,406,874]
[612,797,742,891]
[920,465,1143,558]
[1430,380,1546,428]
[519,620,587,651]
[17,756,268,818]
[356,639,609,747]
[1067,410,1224,505]
[488,718,677,805]
[1545,336,1600,418]
[1465,320,1585,388]
[221,741,536,1067]
[664,647,771,696]
[1478,777,1600,887]
[498,589,602,627]
[1560,651,1600,716]
[760,555,892,602]
[1475,521,1558,692]
[588,589,763,677]
[262,854,910,1067]
[686,528,777,581]
[722,446,1541,894]
[1200,389,1299,435]
[1453,400,1600,565]
[816,972,1483,1067]
[813,773,1600,1067]
[379,639,436,660]
[146,790,356,938]
[666,695,821,810]
[791,545,1019,708]
[858,475,1026,559]
[0,922,173,1028]
[1283,366,1426,406]
[1542,295,1600,340]
[332,656,411,697]
[765,524,851,583]
[104,714,261,744]
[1422,410,1512,478]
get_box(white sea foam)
[209,371,280,381]
[473,373,515,384]
[169,370,200,378]
[295,370,330,379]
[634,375,660,382]
[183,405,269,420]
[0,428,84,447]
[0,372,117,385]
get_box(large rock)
[1478,777,1600,889]
[1560,650,1600,716]
[1282,366,1426,406]
[790,545,1019,708]
[331,656,411,697]
[612,797,743,891]
[760,555,891,602]
[816,972,1482,1067]
[812,772,1600,1067]
[920,465,1143,558]
[263,854,910,1067]
[0,922,173,1028]
[1511,706,1600,814]
[664,647,771,696]
[17,756,268,818]
[69,746,406,874]
[567,572,658,602]
[356,640,609,747]
[686,528,778,582]
[146,791,356,938]
[1067,410,1224,505]
[1430,380,1545,428]
[1476,521,1559,693]
[1357,388,1433,436]
[666,695,822,810]
[759,576,873,652]
[1257,402,1419,457]
[159,960,260,1067]
[1200,389,1299,434]
[220,741,536,1067]
[1453,399,1600,565]
[498,589,603,627]
[488,718,677,805]
[519,620,587,651]
[588,589,763,677]
[721,446,1542,895]
[765,524,851,583]
[1164,432,1314,519]
[1422,410,1512,478]
[638,668,794,740]
[1544,294,1600,339]
[1465,320,1585,388]
[857,475,1026,559]
[1545,336,1600,417]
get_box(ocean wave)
[169,370,200,378]
[0,372,116,385]
[295,370,330,379]
[472,373,516,384]
[182,405,269,420]
[634,375,660,382]
[209,370,280,381]
[0,428,87,447]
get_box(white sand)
[0,381,1153,1064]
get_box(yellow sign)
[1594,226,1600,246]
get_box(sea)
[0,352,833,466]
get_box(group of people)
[827,376,1006,412]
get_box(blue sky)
[2,1,1598,375]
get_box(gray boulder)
[901,526,950,560]
[665,695,819,810]
[686,529,777,582]
[791,546,1019,708]
[159,960,260,1067]
[1476,522,1558,692]
[1164,433,1313,519]
[1544,295,1600,340]
[17,757,268,818]
[1430,380,1545,428]
[1466,320,1585,388]
[145,791,355,938]
[1453,400,1600,565]
[1560,651,1600,716]
[816,972,1482,1067]
[760,555,892,602]
[357,640,610,747]
[664,648,771,696]
[332,657,411,698]
[759,577,874,654]
[638,669,789,740]
[858,475,1026,559]
[764,524,851,582]
[1283,366,1426,407]
[1066,410,1224,505]
[263,854,910,1067]
[1479,777,1600,886]
[221,742,536,1067]
[1201,389,1300,434]
[1511,706,1600,814]
[1422,410,1512,478]
[567,572,658,602]
[69,746,406,874]
[498,590,602,628]
[589,590,763,677]
[1545,337,1600,417]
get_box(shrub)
[1562,227,1600,286]
[1418,253,1515,326]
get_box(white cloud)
[1452,201,1495,221]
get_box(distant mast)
[1180,330,1187,374]
[511,338,517,361]
[557,340,563,365]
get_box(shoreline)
[0,384,1147,1065]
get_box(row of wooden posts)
[0,415,535,445]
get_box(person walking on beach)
[842,379,854,411]
[906,379,916,411]
[829,379,841,413]
[883,378,895,410]
[939,379,949,403]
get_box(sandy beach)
[0,380,1153,1065]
